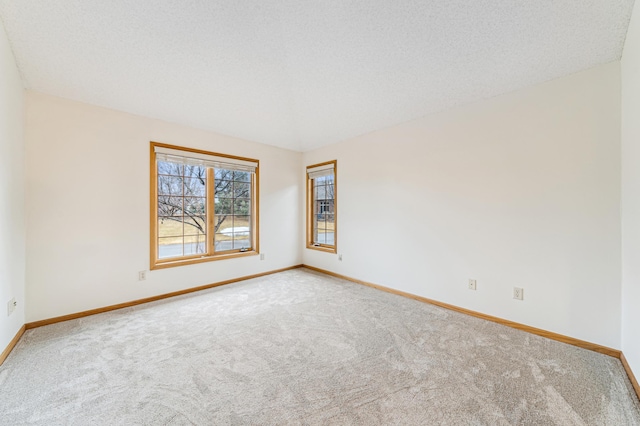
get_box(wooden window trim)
[306,160,337,253]
[150,142,260,270]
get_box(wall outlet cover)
[7,298,16,316]
[513,287,524,300]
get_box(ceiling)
[0,1,634,152]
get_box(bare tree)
[157,163,251,237]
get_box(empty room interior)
[1,1,640,424]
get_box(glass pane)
[214,215,233,233]
[315,185,326,200]
[184,216,206,235]
[325,185,335,201]
[158,196,183,217]
[233,215,251,229]
[233,199,251,215]
[232,233,251,250]
[184,197,206,215]
[215,168,234,181]
[325,214,335,226]
[321,224,333,245]
[157,161,183,176]
[183,177,206,197]
[324,216,335,246]
[214,233,233,252]
[158,175,183,195]
[314,175,326,185]
[184,164,206,179]
[214,179,233,197]
[233,171,251,182]
[315,231,326,245]
[158,236,183,259]
[325,174,334,185]
[158,217,183,238]
[325,232,335,246]
[184,235,206,255]
[219,219,235,234]
[215,198,233,215]
[233,182,251,198]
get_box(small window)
[306,160,337,252]
[151,142,259,269]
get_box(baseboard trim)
[25,265,304,330]
[302,265,621,358]
[0,325,26,366]
[621,353,640,401]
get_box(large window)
[150,142,259,269]
[306,160,337,252]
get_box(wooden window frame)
[150,142,259,270]
[306,160,337,253]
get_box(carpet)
[1,268,639,425]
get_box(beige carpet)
[1,268,639,425]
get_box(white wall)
[25,92,302,322]
[0,19,25,351]
[621,0,640,378]
[303,63,622,349]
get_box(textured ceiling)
[0,1,635,152]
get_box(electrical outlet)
[138,271,146,281]
[338,254,343,261]
[260,253,265,260]
[513,287,524,300]
[468,279,477,290]
[7,298,16,316]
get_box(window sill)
[306,244,337,254]
[151,250,258,270]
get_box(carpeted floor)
[1,268,639,425]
